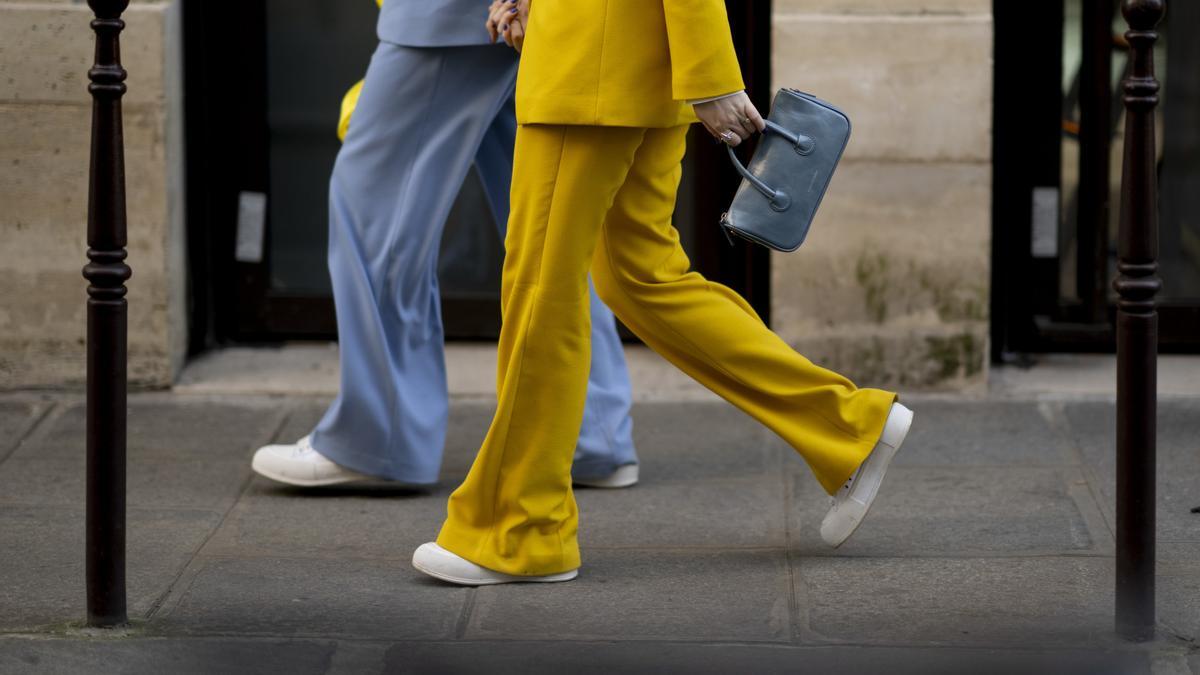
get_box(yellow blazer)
[516,0,745,128]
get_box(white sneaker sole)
[412,543,578,586]
[573,464,639,489]
[822,404,914,548]
[250,455,372,487]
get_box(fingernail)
[501,24,508,30]
[509,7,518,11]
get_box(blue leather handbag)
[720,89,851,252]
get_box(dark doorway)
[183,1,773,350]
[992,0,1200,359]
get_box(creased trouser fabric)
[437,124,897,575]
[310,43,637,485]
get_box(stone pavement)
[0,389,1198,674]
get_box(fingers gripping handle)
[725,120,812,212]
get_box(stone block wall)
[770,0,993,389]
[0,0,183,389]
[0,0,995,391]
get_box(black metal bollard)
[83,0,131,628]
[1114,0,1164,643]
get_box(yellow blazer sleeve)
[662,0,745,101]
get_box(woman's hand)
[486,0,531,52]
[693,92,765,147]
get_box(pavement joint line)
[141,406,292,622]
[0,495,242,513]
[154,548,1121,563]
[785,462,1090,471]
[1062,465,1119,555]
[0,631,1159,652]
[0,399,56,466]
[1043,399,1119,539]
[780,447,811,646]
[452,588,478,639]
[1155,620,1199,648]
[1,398,64,463]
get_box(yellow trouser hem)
[436,525,582,577]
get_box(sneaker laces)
[830,467,861,507]
[293,435,318,458]
[842,468,859,491]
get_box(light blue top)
[378,0,496,47]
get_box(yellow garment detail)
[337,0,383,141]
[516,0,746,127]
[436,124,896,576]
[338,80,365,141]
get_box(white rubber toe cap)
[412,543,578,586]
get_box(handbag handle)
[725,120,814,212]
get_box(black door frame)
[991,0,1199,360]
[184,1,772,350]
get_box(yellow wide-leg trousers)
[436,124,897,576]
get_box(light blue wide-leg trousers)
[309,42,637,485]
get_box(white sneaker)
[251,435,373,487]
[412,542,578,586]
[573,464,639,489]
[820,402,914,548]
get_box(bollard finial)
[86,0,131,19]
[1122,0,1165,30]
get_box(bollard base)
[1116,621,1155,643]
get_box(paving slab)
[1159,571,1200,642]
[625,402,779,480]
[154,556,468,640]
[14,399,287,461]
[796,556,1115,646]
[442,403,496,474]
[0,637,1151,675]
[0,506,223,630]
[0,637,336,675]
[789,466,1097,556]
[0,457,249,511]
[0,398,54,461]
[576,474,787,548]
[200,478,446,560]
[0,391,1193,669]
[264,401,781,483]
[893,400,1077,467]
[466,548,791,642]
[386,640,1150,675]
[1160,543,1200,567]
[1063,400,1200,542]
[449,401,782,481]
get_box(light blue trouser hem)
[307,42,637,484]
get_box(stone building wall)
[769,0,994,389]
[0,0,184,388]
[0,0,994,390]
